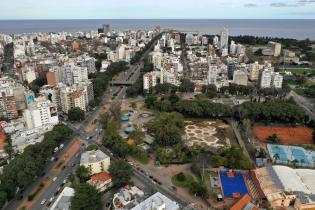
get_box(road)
[229,120,253,163]
[18,36,187,210]
[289,90,315,121]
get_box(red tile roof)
[0,130,6,151]
[90,172,112,182]
[230,194,252,210]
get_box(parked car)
[41,199,47,205]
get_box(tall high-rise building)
[271,72,283,88]
[220,28,229,50]
[259,69,272,88]
[249,62,260,81]
[0,90,18,120]
[23,97,59,129]
[185,34,194,46]
[230,40,236,55]
[102,24,111,35]
[143,72,158,91]
[60,85,87,113]
[227,63,236,80]
[233,70,248,86]
[268,41,282,57]
[213,36,219,48]
[207,56,218,85]
[61,63,88,85]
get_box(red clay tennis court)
[253,126,313,145]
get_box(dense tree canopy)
[212,146,252,170]
[89,61,129,103]
[146,112,184,147]
[234,100,306,123]
[0,124,72,208]
[178,78,195,93]
[70,183,101,210]
[68,107,85,122]
[108,160,133,187]
[145,94,306,124]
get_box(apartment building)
[80,150,110,175]
[23,97,59,129]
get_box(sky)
[0,0,315,19]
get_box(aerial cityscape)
[1,1,315,210]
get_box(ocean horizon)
[0,19,315,40]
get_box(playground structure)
[183,121,230,149]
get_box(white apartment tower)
[208,65,218,85]
[249,62,260,81]
[233,70,248,86]
[23,97,59,129]
[260,69,272,88]
[230,40,236,55]
[213,36,219,48]
[143,72,158,91]
[220,28,229,50]
[271,72,283,88]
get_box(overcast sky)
[1,0,315,19]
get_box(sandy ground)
[183,121,231,149]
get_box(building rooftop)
[49,187,74,210]
[90,171,112,182]
[80,149,109,165]
[0,130,5,151]
[273,165,315,195]
[130,192,179,210]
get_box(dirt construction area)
[183,121,231,149]
[253,126,313,145]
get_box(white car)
[53,177,57,182]
[49,196,54,202]
[40,199,47,205]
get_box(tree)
[267,134,281,143]
[68,107,85,122]
[212,146,252,170]
[179,78,195,93]
[4,134,13,157]
[109,160,133,187]
[189,181,208,199]
[273,153,280,164]
[0,124,72,209]
[70,183,101,210]
[202,84,217,98]
[0,191,7,209]
[145,112,184,147]
[86,144,99,151]
[175,172,186,182]
[75,166,90,183]
[144,95,157,108]
[99,114,110,128]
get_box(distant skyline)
[1,0,315,19]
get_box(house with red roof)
[87,171,112,192]
[230,194,260,210]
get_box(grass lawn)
[171,173,195,188]
[131,154,149,164]
[294,88,305,96]
[280,68,315,74]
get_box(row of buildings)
[144,33,184,90]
